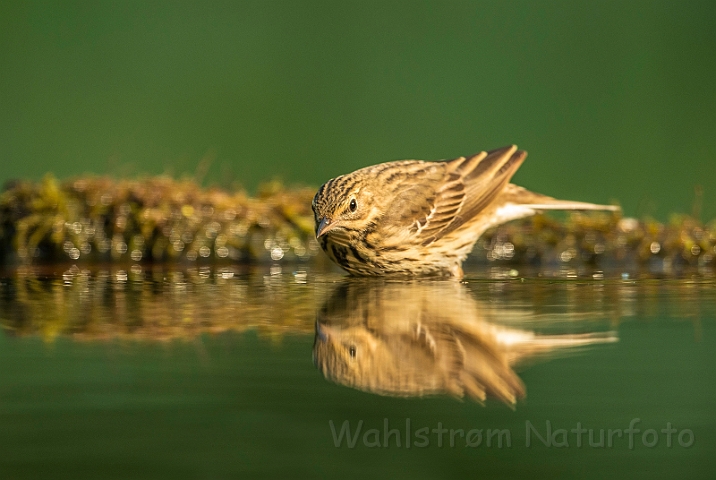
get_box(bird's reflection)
[313,280,616,405]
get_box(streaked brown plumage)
[312,145,618,277]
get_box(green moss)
[476,212,715,270]
[1,175,318,264]
[1,175,714,269]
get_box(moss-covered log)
[0,175,318,264]
[1,175,714,268]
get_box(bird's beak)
[316,217,337,238]
[315,321,329,341]
[316,320,341,342]
[315,321,339,341]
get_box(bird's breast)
[321,234,380,275]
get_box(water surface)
[0,264,713,478]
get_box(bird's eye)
[349,198,357,212]
[349,345,356,358]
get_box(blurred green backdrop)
[1,0,714,219]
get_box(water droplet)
[650,242,661,254]
[270,246,284,261]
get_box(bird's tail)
[489,326,618,365]
[500,183,620,212]
[476,183,619,232]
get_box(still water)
[0,263,713,478]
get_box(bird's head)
[313,319,407,396]
[311,171,376,239]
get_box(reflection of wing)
[313,279,616,406]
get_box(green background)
[1,0,715,219]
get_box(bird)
[312,145,619,277]
[313,279,617,405]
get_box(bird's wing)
[415,145,526,246]
[375,161,445,241]
[374,147,525,247]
